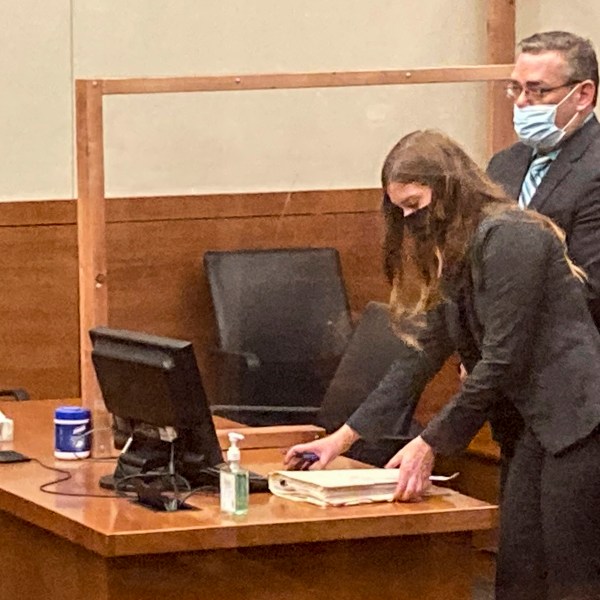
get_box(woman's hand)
[385,435,435,501]
[284,424,360,470]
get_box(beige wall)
[0,1,73,201]
[515,2,600,122]
[1,1,598,202]
[2,1,487,201]
[517,2,600,45]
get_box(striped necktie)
[518,154,555,208]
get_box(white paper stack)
[268,469,457,507]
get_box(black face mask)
[403,205,430,238]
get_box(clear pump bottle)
[220,432,249,515]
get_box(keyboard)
[199,464,270,494]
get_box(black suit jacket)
[347,210,600,456]
[487,116,600,331]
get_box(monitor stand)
[99,445,176,491]
[98,439,221,490]
[99,446,201,512]
[99,437,269,495]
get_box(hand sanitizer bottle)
[220,432,249,515]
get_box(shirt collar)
[533,148,560,161]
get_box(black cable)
[178,484,219,504]
[34,455,207,506]
[112,470,192,496]
[169,442,180,499]
[33,458,124,499]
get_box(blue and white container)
[54,406,92,459]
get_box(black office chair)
[317,301,422,466]
[204,247,353,426]
[0,388,30,401]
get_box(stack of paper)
[268,469,457,507]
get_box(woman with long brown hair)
[286,130,600,600]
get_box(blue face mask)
[513,86,580,151]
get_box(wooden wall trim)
[107,189,381,222]
[486,0,516,155]
[0,200,75,227]
[0,189,381,228]
[76,80,109,443]
[101,65,514,95]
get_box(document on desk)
[268,469,457,507]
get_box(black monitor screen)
[89,327,224,489]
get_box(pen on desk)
[429,472,459,482]
[296,451,319,462]
[290,451,319,470]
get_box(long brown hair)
[381,130,583,348]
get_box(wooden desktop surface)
[0,400,498,600]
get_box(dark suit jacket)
[347,210,600,456]
[487,115,600,331]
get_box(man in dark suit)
[488,31,600,330]
[483,33,600,597]
[485,30,600,476]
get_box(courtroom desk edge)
[104,496,499,557]
[0,455,498,558]
[0,486,110,554]
[0,399,498,559]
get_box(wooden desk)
[0,401,497,600]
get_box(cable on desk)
[33,457,217,503]
[33,458,124,498]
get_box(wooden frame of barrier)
[76,1,515,455]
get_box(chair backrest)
[317,301,422,465]
[317,301,413,433]
[204,247,353,361]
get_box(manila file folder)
[268,469,455,507]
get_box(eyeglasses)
[505,81,581,102]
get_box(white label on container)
[220,470,236,513]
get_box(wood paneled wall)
[0,189,458,417]
[0,211,79,398]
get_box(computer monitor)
[89,327,224,491]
